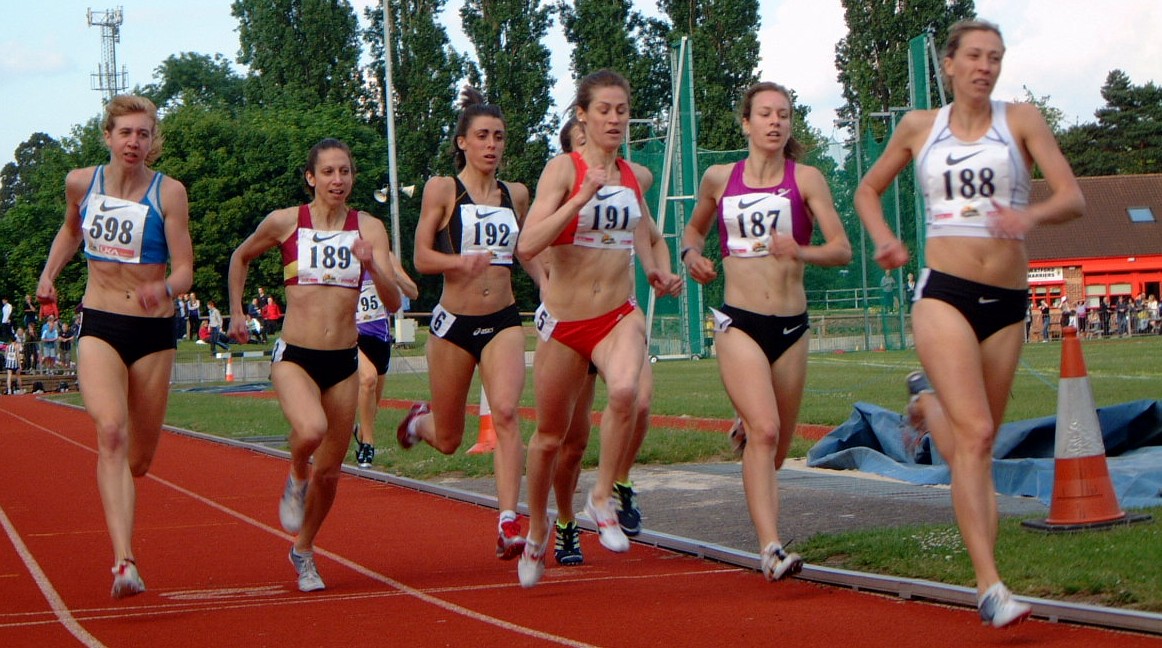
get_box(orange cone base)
[466,415,496,455]
[1022,512,1152,533]
[1046,455,1126,525]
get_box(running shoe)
[613,481,642,536]
[289,548,325,592]
[279,474,308,534]
[110,559,146,599]
[554,521,584,566]
[728,417,746,457]
[496,518,526,560]
[395,402,430,450]
[585,492,630,553]
[759,542,803,582]
[518,529,549,588]
[978,582,1032,628]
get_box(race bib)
[295,228,361,287]
[533,303,558,342]
[429,303,457,338]
[721,192,792,258]
[82,193,149,263]
[573,186,641,250]
[356,278,388,324]
[458,204,518,265]
[925,143,1013,228]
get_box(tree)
[141,52,246,111]
[363,1,470,310]
[834,0,973,125]
[0,133,64,213]
[232,0,365,109]
[460,0,556,189]
[555,0,669,126]
[1018,86,1065,136]
[1059,70,1162,177]
[658,0,761,151]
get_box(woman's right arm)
[854,111,928,271]
[37,169,91,304]
[516,155,596,262]
[680,165,728,285]
[228,209,292,341]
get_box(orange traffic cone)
[1023,327,1150,532]
[225,356,235,382]
[467,385,496,455]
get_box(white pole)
[382,1,404,334]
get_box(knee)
[605,383,637,415]
[956,423,996,461]
[530,428,564,456]
[358,372,378,393]
[746,419,782,449]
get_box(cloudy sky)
[1,0,1159,171]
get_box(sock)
[499,510,517,528]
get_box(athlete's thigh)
[714,327,778,424]
[271,361,327,434]
[591,310,646,394]
[979,323,1025,426]
[125,349,176,436]
[532,337,588,434]
[478,326,527,408]
[425,335,475,430]
[911,299,992,425]
[76,336,129,433]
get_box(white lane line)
[0,505,106,647]
[1,408,596,648]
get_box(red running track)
[0,395,1156,647]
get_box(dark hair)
[451,86,506,171]
[304,138,354,195]
[738,82,805,161]
[574,69,631,112]
[559,115,580,153]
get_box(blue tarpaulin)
[807,400,1162,509]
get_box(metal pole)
[382,1,404,332]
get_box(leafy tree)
[658,0,761,151]
[362,1,469,309]
[232,0,365,109]
[555,0,669,126]
[1018,86,1065,136]
[460,0,557,310]
[834,0,973,126]
[141,52,246,111]
[460,0,556,189]
[1,133,65,213]
[1059,70,1162,177]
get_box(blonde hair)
[102,95,164,164]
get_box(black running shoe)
[554,521,584,566]
[613,482,642,536]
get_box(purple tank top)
[716,158,813,257]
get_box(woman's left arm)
[796,164,853,268]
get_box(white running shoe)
[585,492,629,553]
[279,475,308,534]
[760,542,804,582]
[978,582,1032,628]
[289,548,326,592]
[111,559,146,599]
[518,530,549,588]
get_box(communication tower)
[87,7,127,102]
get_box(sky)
[1,0,1160,172]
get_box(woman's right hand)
[35,277,57,307]
[684,252,718,285]
[873,238,910,271]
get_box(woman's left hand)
[988,200,1034,239]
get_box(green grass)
[50,333,1162,611]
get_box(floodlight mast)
[88,7,127,103]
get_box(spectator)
[1116,296,1130,336]
[1039,299,1051,342]
[1098,296,1110,336]
[22,294,37,328]
[40,315,60,371]
[197,320,210,344]
[4,327,23,394]
[39,299,60,324]
[206,300,229,354]
[1,297,13,341]
[22,323,39,372]
[1076,299,1088,338]
[262,295,282,335]
[186,292,202,341]
[245,312,267,344]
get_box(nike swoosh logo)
[783,324,803,335]
[978,297,999,304]
[596,189,622,200]
[312,232,341,243]
[99,199,129,211]
[738,196,768,209]
[476,209,501,219]
[946,150,984,166]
